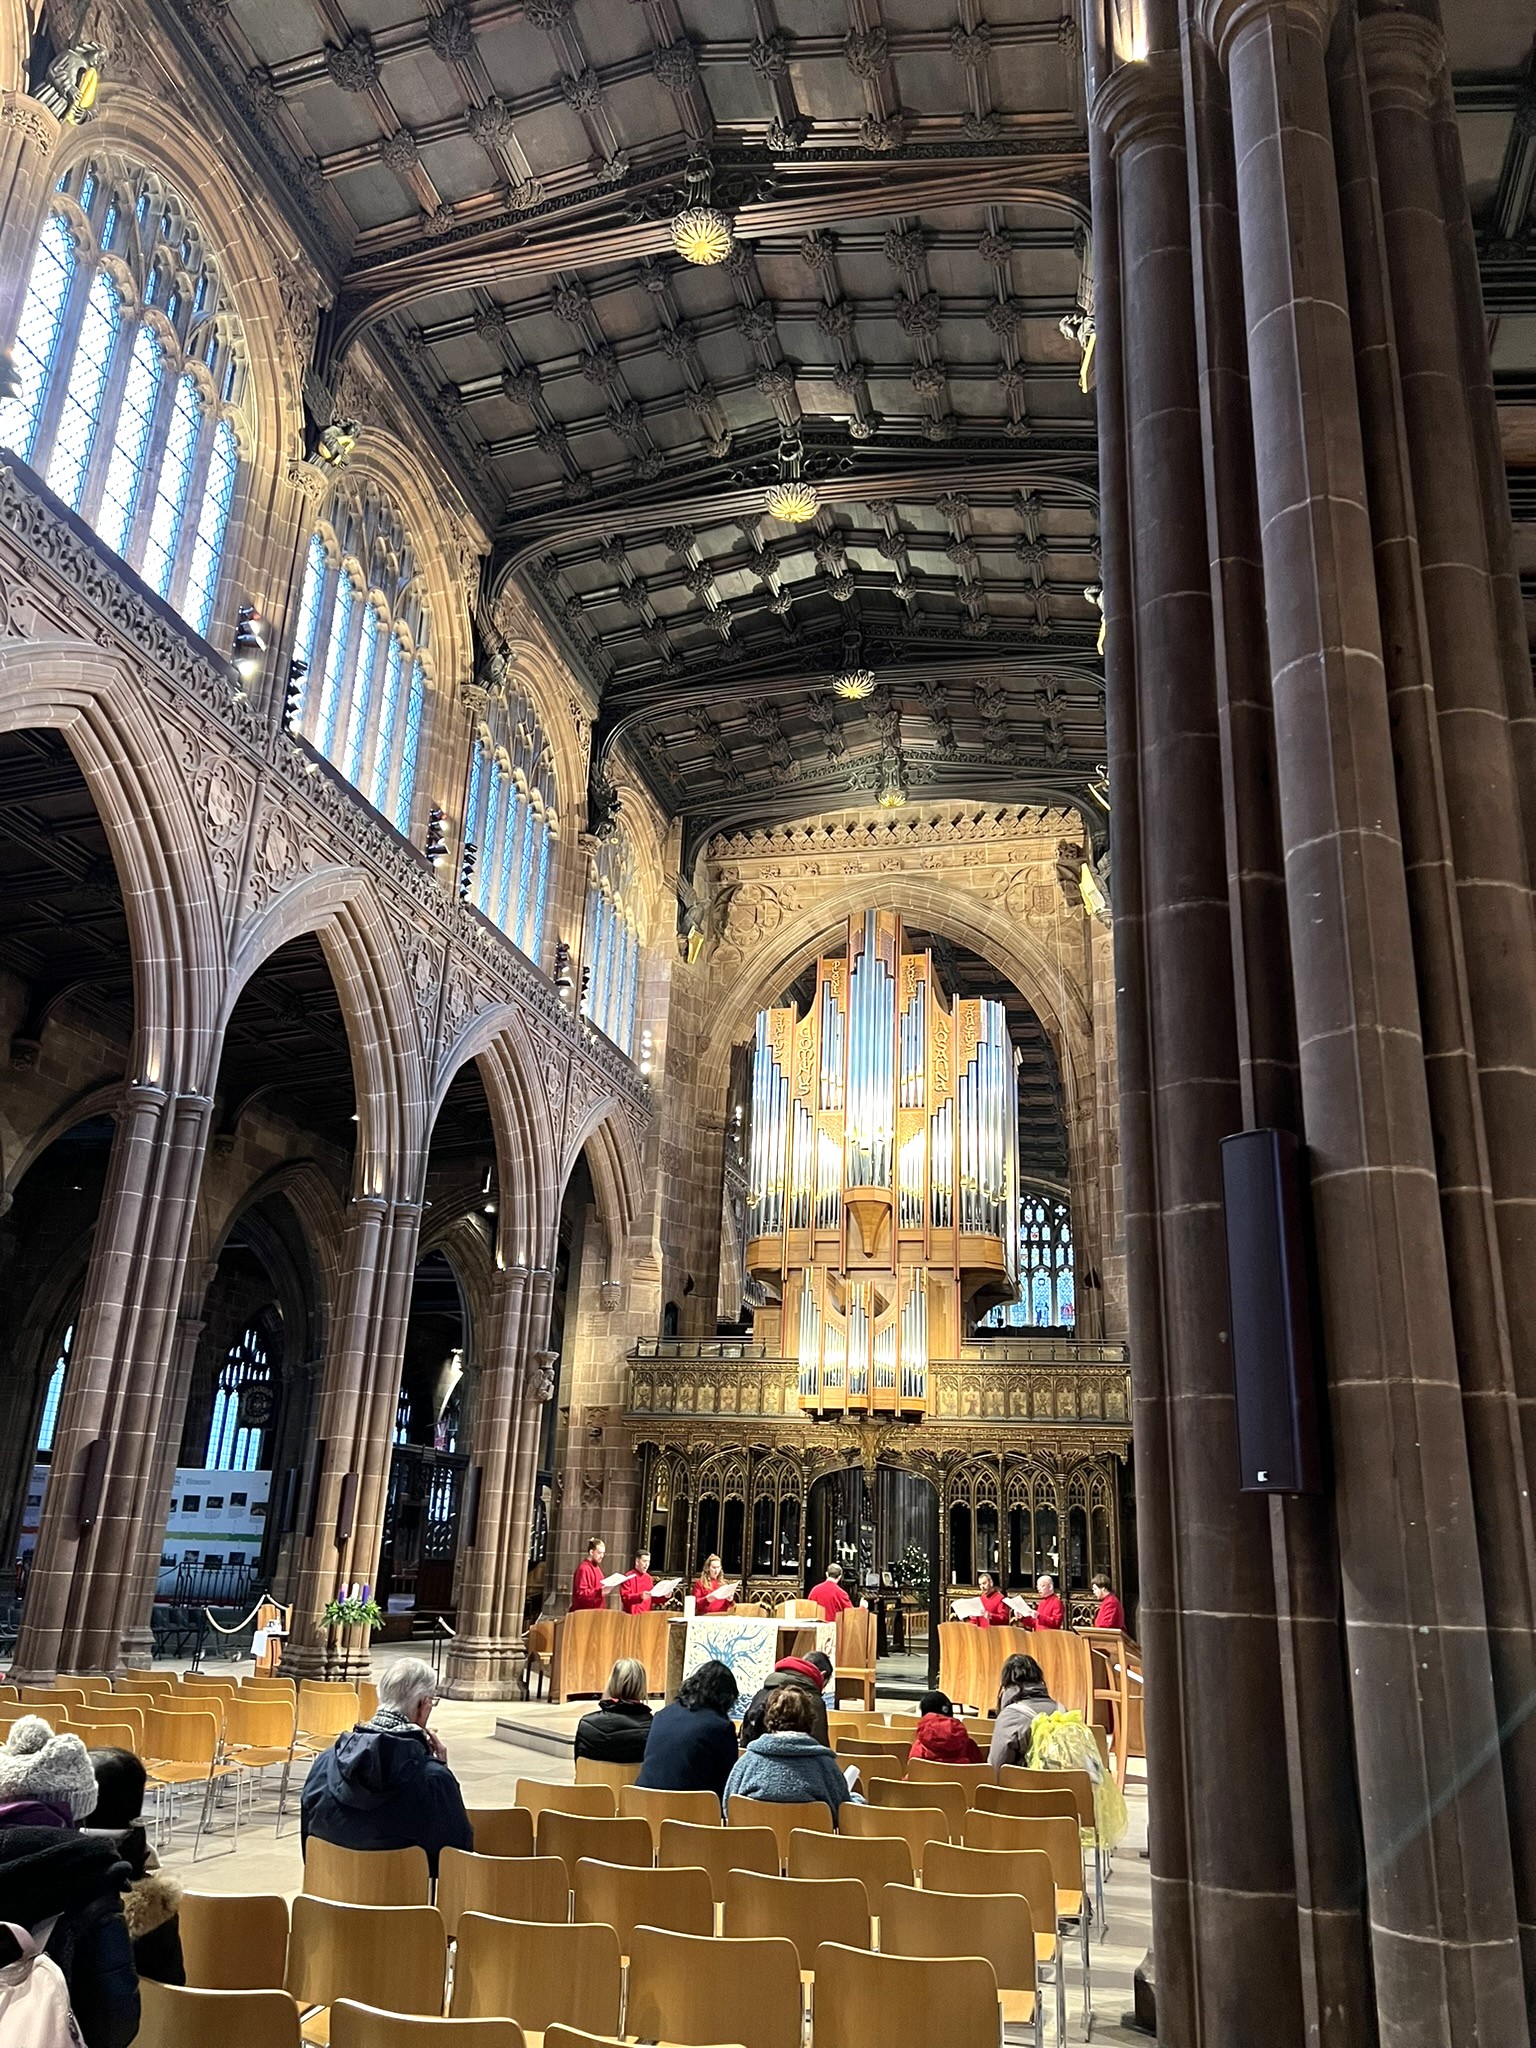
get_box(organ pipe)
[744,911,1021,1416]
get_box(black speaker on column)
[1220,1128,1322,1494]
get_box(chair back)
[145,1707,219,1768]
[811,1943,1000,2048]
[121,1672,176,1694]
[840,1802,950,1862]
[625,1925,803,2048]
[842,1750,904,1779]
[18,1686,87,1710]
[296,1683,361,1747]
[904,1760,995,1799]
[882,1879,1035,1989]
[725,1794,832,1868]
[359,1682,379,1722]
[868,1776,964,1837]
[304,1838,431,1906]
[779,1600,820,1620]
[58,1675,114,1699]
[177,1676,238,1699]
[437,1851,568,1940]
[180,1891,289,1989]
[465,1807,535,1859]
[963,1805,1084,1886]
[619,1783,720,1850]
[525,1622,555,1661]
[225,1695,297,1748]
[573,1855,713,1956]
[66,1701,146,1742]
[136,1980,300,2048]
[977,1781,1080,1826]
[513,1778,615,1823]
[733,1603,769,1617]
[922,1840,1058,1937]
[837,1733,911,1756]
[997,1764,1097,1830]
[659,1817,779,1901]
[722,1867,870,1968]
[786,1824,912,1894]
[573,1756,642,1792]
[241,1677,297,1697]
[0,1685,15,1703]
[537,1808,652,1886]
[66,1717,137,1753]
[285,1896,446,2019]
[331,2000,523,2045]
[449,1913,620,2037]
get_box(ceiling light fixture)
[833,666,876,700]
[671,156,735,266]
[765,435,820,524]
[876,754,909,808]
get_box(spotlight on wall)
[230,606,266,686]
[284,655,308,728]
[458,840,478,901]
[423,806,447,862]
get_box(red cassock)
[969,1588,1014,1629]
[1033,1592,1066,1630]
[620,1572,655,1614]
[1094,1593,1125,1631]
[571,1559,606,1611]
[693,1578,733,1615]
[808,1579,852,1623]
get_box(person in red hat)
[738,1651,832,1749]
[571,1537,607,1611]
[807,1561,854,1623]
[619,1549,655,1614]
[908,1690,984,1764]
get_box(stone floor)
[147,1648,1153,2042]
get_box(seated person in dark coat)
[301,1655,473,1877]
[635,1658,740,1800]
[574,1657,654,1765]
[738,1652,832,1750]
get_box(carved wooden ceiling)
[164,0,1104,845]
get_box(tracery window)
[581,827,642,1054]
[292,487,434,835]
[3,162,249,639]
[981,1193,1075,1329]
[205,1325,273,1472]
[34,1323,75,1462]
[463,678,558,966]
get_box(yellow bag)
[1026,1708,1129,1850]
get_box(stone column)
[1182,17,1373,2035]
[119,1300,208,1664]
[444,1262,559,1697]
[0,94,61,391]
[1202,0,1529,2036]
[1092,48,1304,2044]
[11,1084,214,1678]
[282,1193,423,1680]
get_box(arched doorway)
[808,1462,939,1680]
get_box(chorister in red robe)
[620,1570,655,1614]
[1093,1591,1125,1631]
[808,1577,853,1623]
[571,1557,606,1610]
[1033,1590,1066,1630]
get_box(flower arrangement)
[322,1583,383,1634]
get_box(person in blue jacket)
[635,1658,740,1799]
[301,1655,473,1876]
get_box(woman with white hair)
[300,1655,473,1876]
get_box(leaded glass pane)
[394,660,426,835]
[183,415,238,636]
[290,535,328,727]
[493,788,521,928]
[314,578,355,755]
[370,634,405,813]
[513,795,537,949]
[95,322,161,556]
[7,215,75,461]
[139,373,201,597]
[342,604,381,782]
[476,760,503,913]
[45,266,120,510]
[530,820,552,963]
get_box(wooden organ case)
[746,910,1021,1416]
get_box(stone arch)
[429,1014,562,1274]
[0,1076,122,1213]
[223,871,430,1198]
[563,1101,642,1272]
[0,641,228,1092]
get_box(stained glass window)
[34,1324,75,1460]
[396,660,426,833]
[581,827,641,1054]
[370,634,405,812]
[11,169,246,632]
[493,787,521,928]
[513,795,537,951]
[342,603,381,785]
[980,1195,1075,1329]
[205,1325,272,1472]
[476,758,503,914]
[314,577,355,757]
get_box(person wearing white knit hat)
[0,1717,140,2047]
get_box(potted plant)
[321,1582,383,1652]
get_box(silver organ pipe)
[788,1101,813,1231]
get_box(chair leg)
[1094,1841,1105,1938]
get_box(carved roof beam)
[949,0,998,142]
[842,0,903,156]
[746,3,809,154]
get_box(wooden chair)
[833,1607,878,1710]
[997,1766,1105,1925]
[437,1851,569,1940]
[836,1733,912,1758]
[619,1784,720,1851]
[180,1891,290,1990]
[285,1897,448,2039]
[466,1807,535,1859]
[733,1603,769,1617]
[786,1825,913,1897]
[64,1703,146,1749]
[537,1809,652,1888]
[58,1674,114,1699]
[224,1694,298,1795]
[449,1913,621,2039]
[177,1675,239,1699]
[136,1980,301,2048]
[304,1839,431,1907]
[573,1855,713,1959]
[522,1621,555,1700]
[625,1925,802,2048]
[242,1676,298,1696]
[143,1707,237,1857]
[878,1884,1041,2047]
[869,1776,965,1839]
[924,1841,1069,2040]
[18,1685,88,1711]
[121,1671,176,1694]
[63,1715,138,1755]
[659,1817,779,1902]
[573,1756,642,1793]
[811,1944,1001,2048]
[331,2001,522,2045]
[722,1868,870,1985]
[725,1795,831,1870]
[840,1802,950,1864]
[514,1778,615,1824]
[279,1685,361,1831]
[905,1760,995,1801]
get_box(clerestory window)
[581,826,642,1055]
[463,678,558,967]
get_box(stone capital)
[1357,8,1446,111]
[1091,51,1185,160]
[1195,0,1338,67]
[0,93,62,159]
